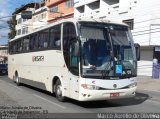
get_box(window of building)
[23,19,27,22]
[123,19,134,30]
[22,27,25,34]
[41,13,46,19]
[17,18,22,24]
[50,5,58,13]
[88,0,100,10]
[17,29,21,35]
[35,16,38,22]
[77,6,84,14]
[22,27,28,34]
[65,0,74,9]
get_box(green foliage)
[7,10,17,39]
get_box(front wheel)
[55,80,66,102]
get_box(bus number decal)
[32,56,44,62]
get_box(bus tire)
[55,80,65,102]
[15,73,21,86]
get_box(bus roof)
[9,18,127,42]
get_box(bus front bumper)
[79,87,137,101]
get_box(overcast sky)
[0,0,42,45]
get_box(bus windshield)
[79,22,137,79]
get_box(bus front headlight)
[129,82,137,88]
[81,84,100,90]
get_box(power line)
[132,27,160,34]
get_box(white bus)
[8,18,139,101]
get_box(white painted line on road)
[138,89,160,93]
[8,83,22,91]
[0,80,22,91]
[32,94,66,109]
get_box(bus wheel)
[15,73,20,86]
[55,80,65,102]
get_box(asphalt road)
[0,76,160,118]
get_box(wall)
[15,8,35,37]
[138,46,154,76]
[32,7,48,30]
[46,0,74,22]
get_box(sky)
[0,0,42,45]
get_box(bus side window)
[35,33,39,49]
[23,36,30,51]
[49,25,61,49]
[39,29,49,49]
[17,39,22,52]
[30,35,35,50]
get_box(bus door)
[63,22,79,99]
[69,40,79,99]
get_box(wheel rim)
[16,76,19,84]
[56,85,62,97]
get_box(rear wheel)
[15,73,20,86]
[55,80,65,102]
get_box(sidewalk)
[137,76,160,92]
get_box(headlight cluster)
[129,82,137,88]
[81,84,100,90]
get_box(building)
[15,3,47,37]
[45,0,74,23]
[32,6,48,30]
[15,3,37,37]
[74,0,160,76]
[0,45,8,64]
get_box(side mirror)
[134,43,140,61]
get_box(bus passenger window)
[35,34,39,49]
[30,35,35,50]
[23,37,29,51]
[44,42,48,48]
[55,38,60,46]
[49,25,61,48]
[39,30,49,49]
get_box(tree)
[7,9,18,39]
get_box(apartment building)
[45,0,74,23]
[32,6,48,30]
[74,0,160,76]
[15,3,37,37]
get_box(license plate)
[110,93,119,97]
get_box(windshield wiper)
[101,59,113,79]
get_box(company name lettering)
[32,56,44,62]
